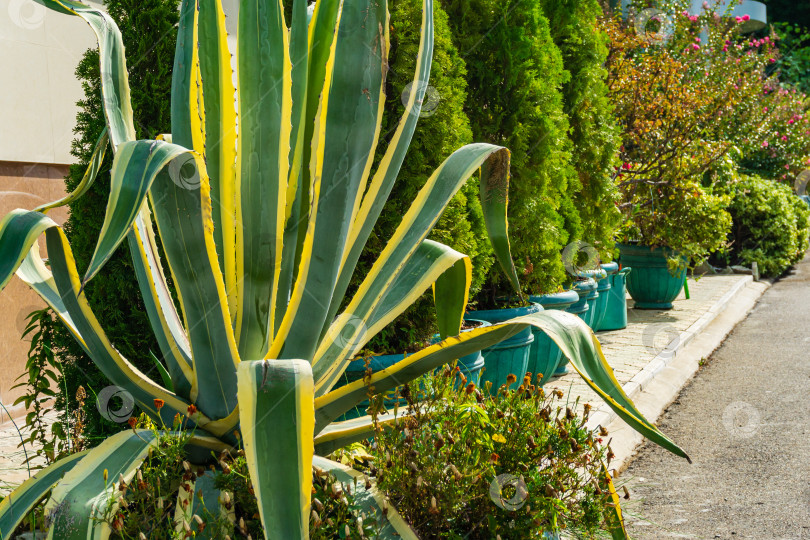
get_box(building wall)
[0,0,99,422]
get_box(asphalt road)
[623,252,810,539]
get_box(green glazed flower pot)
[592,262,618,331]
[555,279,597,374]
[598,267,631,331]
[618,243,686,310]
[527,291,578,385]
[466,304,542,390]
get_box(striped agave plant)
[0,0,689,537]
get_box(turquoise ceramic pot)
[555,279,597,374]
[599,267,631,331]
[527,291,578,385]
[618,243,686,309]
[592,262,619,331]
[465,304,542,390]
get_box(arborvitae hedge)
[46,0,179,442]
[358,0,492,352]
[442,0,578,299]
[539,0,621,260]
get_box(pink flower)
[789,119,795,125]
[762,141,769,147]
[693,44,700,50]
[786,164,791,169]
[689,15,698,22]
[695,37,701,42]
[735,16,742,23]
[742,14,750,21]
[769,58,776,63]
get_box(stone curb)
[585,275,771,470]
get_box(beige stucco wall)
[0,0,100,422]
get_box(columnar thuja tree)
[0,0,687,537]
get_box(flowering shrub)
[605,1,778,265]
[367,366,624,538]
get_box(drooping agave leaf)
[601,460,629,539]
[314,240,471,394]
[311,145,512,393]
[31,0,135,149]
[0,451,87,539]
[237,360,315,539]
[314,310,690,462]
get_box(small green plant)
[367,366,624,538]
[12,309,75,466]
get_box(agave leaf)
[314,310,690,461]
[197,0,238,316]
[311,145,511,393]
[237,360,314,539]
[274,0,388,363]
[45,430,157,540]
[147,153,240,420]
[128,206,193,398]
[433,252,472,339]
[601,460,629,539]
[233,0,292,359]
[0,451,87,539]
[312,456,419,539]
[34,128,109,214]
[313,412,401,456]
[314,240,470,394]
[83,140,196,284]
[31,0,135,148]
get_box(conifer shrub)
[442,0,579,299]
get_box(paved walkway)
[546,273,749,425]
[623,253,810,539]
[0,411,56,495]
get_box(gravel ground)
[623,252,810,539]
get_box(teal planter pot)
[592,263,619,331]
[555,279,597,374]
[528,291,578,385]
[466,304,541,390]
[618,243,686,310]
[598,267,632,331]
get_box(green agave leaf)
[35,128,109,214]
[147,156,241,421]
[45,430,157,540]
[0,451,87,539]
[237,360,315,540]
[276,0,314,330]
[32,0,135,148]
[433,253,472,339]
[83,140,195,284]
[312,456,419,540]
[275,0,388,363]
[315,310,690,461]
[0,210,59,292]
[312,145,511,394]
[234,0,292,359]
[314,240,470,395]
[313,412,401,456]
[325,0,436,334]
[128,206,193,398]
[601,460,629,539]
[197,0,238,315]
